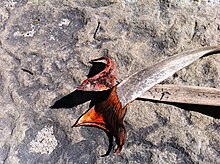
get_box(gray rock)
[0,0,219,163]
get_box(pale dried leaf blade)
[116,46,220,107]
[140,84,220,106]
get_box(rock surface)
[0,0,220,163]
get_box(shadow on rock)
[175,103,220,119]
[50,61,109,109]
[50,89,110,109]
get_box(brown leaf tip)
[73,85,128,155]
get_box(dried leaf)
[140,84,220,106]
[77,56,117,91]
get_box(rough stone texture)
[0,0,220,163]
